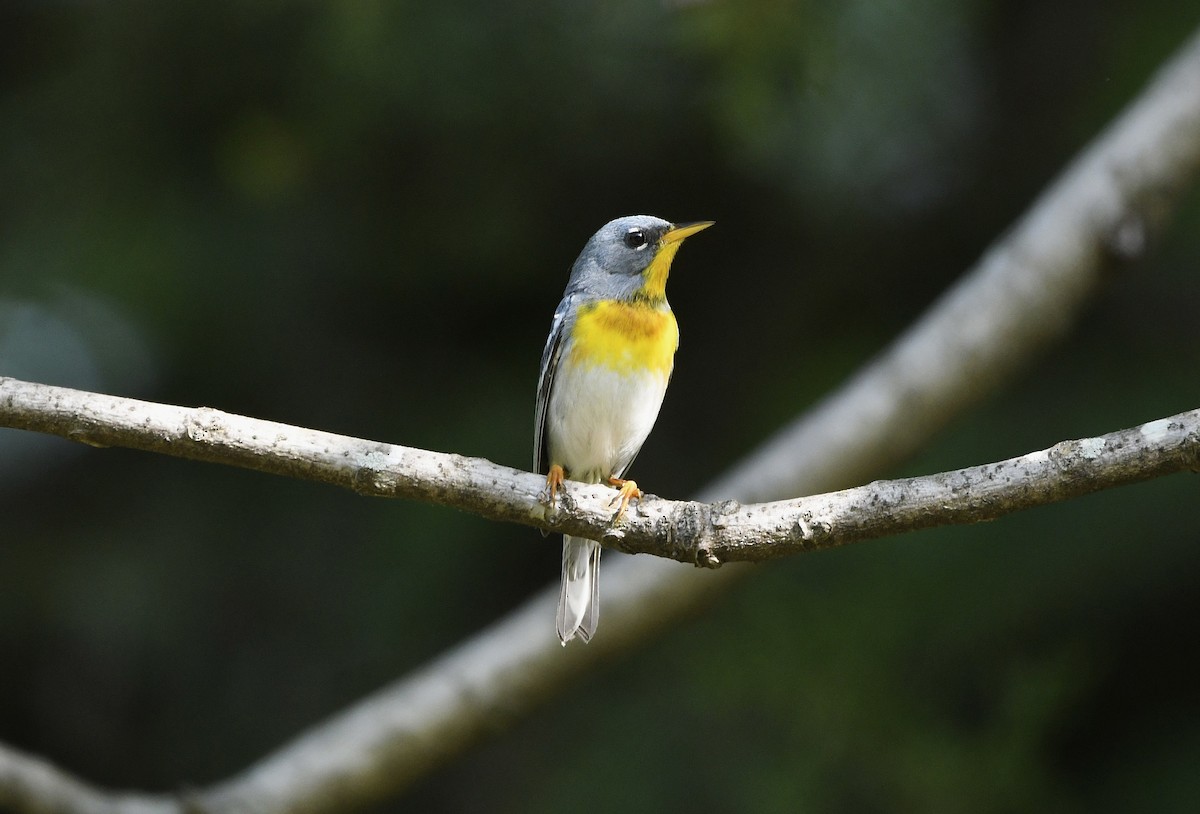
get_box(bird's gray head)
[565,215,713,303]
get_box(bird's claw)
[607,476,642,522]
[543,464,566,505]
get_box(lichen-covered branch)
[1,377,1196,565]
[661,413,1200,565]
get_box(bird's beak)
[663,221,715,244]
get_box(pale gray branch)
[3,23,1200,814]
[1,378,1197,565]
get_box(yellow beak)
[663,221,715,244]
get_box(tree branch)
[3,22,1200,814]
[1,378,1197,566]
[0,744,174,814]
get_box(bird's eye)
[623,228,648,249]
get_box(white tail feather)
[557,536,601,644]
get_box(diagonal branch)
[3,22,1200,814]
[1,378,1197,566]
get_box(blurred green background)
[2,1,1199,811]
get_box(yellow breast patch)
[568,300,678,375]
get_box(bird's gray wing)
[534,293,575,475]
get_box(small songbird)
[535,215,713,644]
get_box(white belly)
[546,364,670,482]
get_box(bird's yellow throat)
[568,300,678,375]
[637,240,683,302]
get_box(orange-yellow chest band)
[567,300,679,376]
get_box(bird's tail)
[557,535,601,645]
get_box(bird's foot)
[607,476,643,521]
[543,464,566,504]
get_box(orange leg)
[545,464,566,503]
[607,476,643,520]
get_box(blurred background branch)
[0,744,173,814]
[3,3,1200,813]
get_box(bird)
[535,215,713,644]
